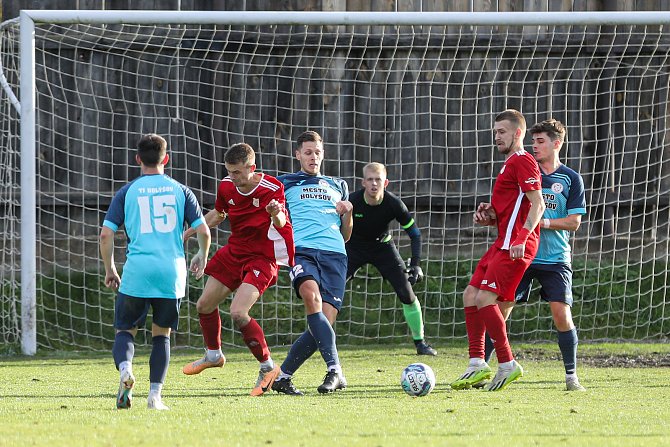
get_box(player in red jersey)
[450,109,545,391]
[182,143,295,396]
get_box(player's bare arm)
[189,222,211,280]
[337,200,354,242]
[183,208,226,242]
[99,226,121,289]
[473,202,497,226]
[509,189,546,260]
[541,213,581,232]
[266,198,287,228]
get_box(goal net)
[2,11,670,353]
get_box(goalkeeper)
[345,162,436,356]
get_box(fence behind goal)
[1,11,670,353]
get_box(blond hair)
[363,162,387,177]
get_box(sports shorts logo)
[551,182,564,193]
[488,282,497,289]
[332,296,342,302]
[253,269,260,277]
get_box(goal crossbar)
[8,10,670,355]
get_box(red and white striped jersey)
[491,149,542,252]
[214,173,295,267]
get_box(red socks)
[199,309,222,350]
[240,317,271,362]
[465,306,486,359]
[478,304,513,363]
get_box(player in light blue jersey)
[272,131,353,395]
[483,119,587,391]
[100,133,211,409]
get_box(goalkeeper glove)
[406,265,424,285]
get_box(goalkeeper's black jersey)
[348,189,413,245]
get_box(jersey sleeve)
[214,179,229,214]
[339,178,350,201]
[102,184,129,232]
[515,155,542,193]
[272,181,289,213]
[567,170,587,215]
[180,185,206,228]
[392,195,414,228]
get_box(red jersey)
[491,149,542,252]
[214,173,295,267]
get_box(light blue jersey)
[278,171,349,255]
[535,165,586,265]
[103,174,205,298]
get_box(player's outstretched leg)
[486,360,524,391]
[450,360,492,390]
[317,368,347,394]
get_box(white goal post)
[3,10,670,355]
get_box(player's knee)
[195,299,216,314]
[230,310,250,328]
[302,294,322,313]
[397,292,415,305]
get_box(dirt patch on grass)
[514,348,670,368]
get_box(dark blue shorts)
[114,293,181,331]
[514,263,574,306]
[290,247,347,311]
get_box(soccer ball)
[400,362,435,397]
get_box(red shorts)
[469,245,534,301]
[204,244,278,295]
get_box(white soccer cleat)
[147,394,170,410]
[566,377,586,391]
[450,362,492,390]
[486,360,524,391]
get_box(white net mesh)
[1,15,670,351]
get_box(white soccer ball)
[400,362,436,397]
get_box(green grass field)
[1,343,669,447]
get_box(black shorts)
[114,292,181,331]
[514,263,574,306]
[346,241,414,303]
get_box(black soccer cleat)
[271,377,304,396]
[317,371,347,394]
[415,340,438,356]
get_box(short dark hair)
[530,119,566,145]
[495,109,526,131]
[296,130,323,149]
[137,133,167,166]
[224,143,255,166]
